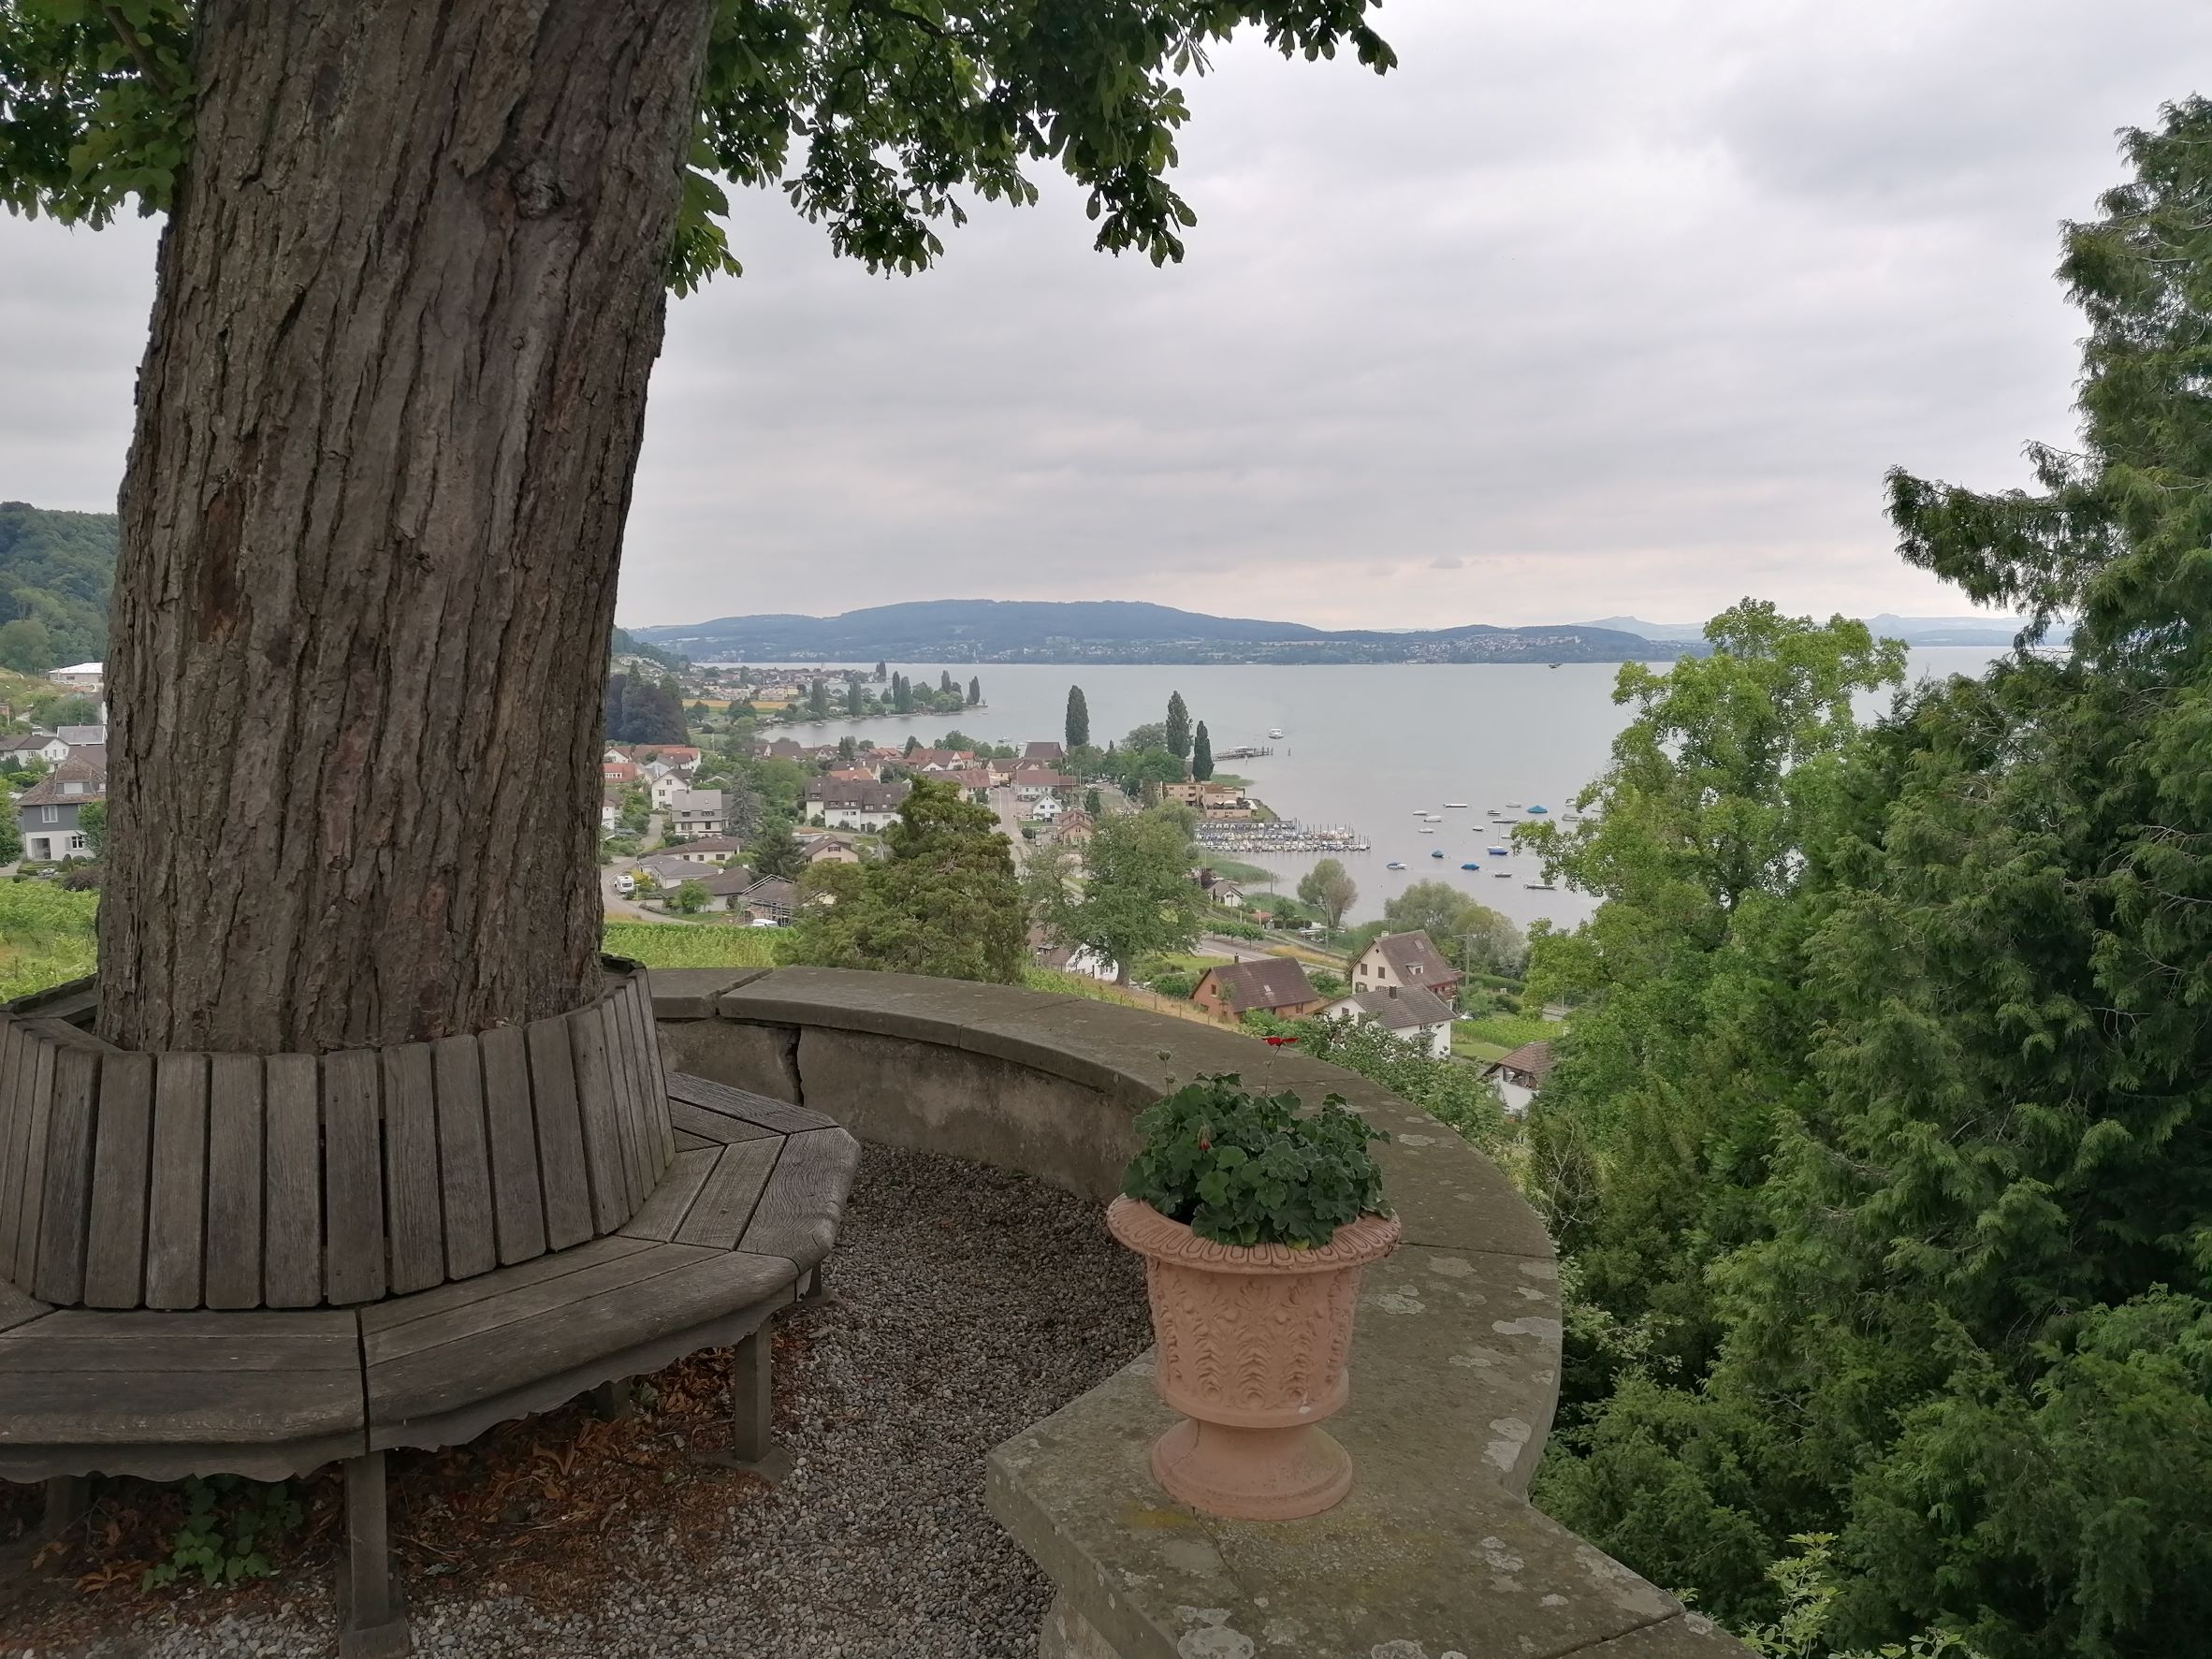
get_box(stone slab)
[988,1357,1743,1659]
[657,1017,802,1104]
[648,968,770,1022]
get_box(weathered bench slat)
[667,1070,837,1135]
[0,1309,363,1448]
[740,1128,860,1273]
[667,1099,777,1146]
[31,1044,99,1304]
[82,1051,154,1309]
[675,1138,780,1251]
[382,1044,444,1295]
[430,1036,497,1283]
[478,1026,547,1267]
[7,1031,57,1286]
[565,1006,629,1232]
[202,1055,266,1310]
[526,1019,593,1251]
[0,1021,25,1277]
[263,1055,324,1308]
[618,1146,718,1243]
[365,1247,795,1428]
[673,1127,712,1152]
[0,1279,48,1334]
[144,1053,209,1309]
[361,1239,714,1366]
[357,1234,655,1337]
[601,993,651,1216]
[625,976,677,1173]
[322,1050,387,1304]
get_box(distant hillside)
[633,600,1695,665]
[0,502,115,671]
[1586,612,2066,647]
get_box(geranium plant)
[1121,1073,1390,1248]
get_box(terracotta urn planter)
[1107,1194,1403,1521]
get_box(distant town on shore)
[628,598,2050,665]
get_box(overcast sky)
[4,0,2206,630]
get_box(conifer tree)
[1190,720,1213,780]
[1066,686,1091,750]
[1164,691,1191,761]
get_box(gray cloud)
[2,0,2205,630]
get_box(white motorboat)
[1443,802,1469,809]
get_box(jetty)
[1214,744,1274,761]
[1193,818,1368,853]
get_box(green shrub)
[1121,1073,1389,1247]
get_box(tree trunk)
[99,0,716,1052]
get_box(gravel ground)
[11,1144,1151,1659]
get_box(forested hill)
[0,502,115,671]
[631,599,1696,663]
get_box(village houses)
[1324,985,1457,1059]
[1190,958,1329,1022]
[1350,931,1463,1005]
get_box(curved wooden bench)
[0,968,857,1659]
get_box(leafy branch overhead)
[0,0,1396,287]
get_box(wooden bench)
[0,969,858,1657]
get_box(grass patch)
[602,920,781,969]
[1197,858,1277,884]
[0,881,98,1002]
[1450,1029,1510,1064]
[1455,1012,1554,1050]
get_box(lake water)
[749,650,2009,930]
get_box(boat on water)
[1419,827,1436,834]
[1525,881,1557,890]
[1386,860,1406,870]
[1460,862,1480,870]
[1505,800,1523,808]
[1526,805,1549,815]
[1444,802,1469,809]
[1268,728,1285,739]
[1431,850,1447,859]
[1487,846,1509,856]
[1494,871,1512,879]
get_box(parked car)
[613,873,635,897]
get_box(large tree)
[1164,691,1192,761]
[2,0,1392,1052]
[1060,806,1207,983]
[1065,684,1090,750]
[1296,856,1357,929]
[1190,720,1213,780]
[784,779,1024,982]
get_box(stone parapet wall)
[653,966,1748,1659]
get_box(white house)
[1323,986,1456,1059]
[804,778,910,832]
[666,789,729,838]
[1349,931,1463,1004]
[648,771,689,810]
[1029,793,1063,822]
[1481,1041,1556,1118]
[46,662,103,694]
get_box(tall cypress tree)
[968,676,981,706]
[1066,685,1091,749]
[1190,720,1213,780]
[1164,691,1191,761]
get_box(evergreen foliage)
[1164,691,1192,760]
[783,779,1024,982]
[1066,684,1090,750]
[1527,104,2212,1659]
[1191,720,1213,780]
[603,672,688,744]
[0,502,115,667]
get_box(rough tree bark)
[99,0,717,1052]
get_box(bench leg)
[798,1263,828,1304]
[336,1451,410,1658]
[697,1323,792,1482]
[39,1476,88,1543]
[589,1378,633,1421]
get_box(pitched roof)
[1369,930,1459,983]
[743,877,799,911]
[668,789,725,817]
[807,779,910,812]
[678,834,745,854]
[54,725,106,746]
[1011,767,1075,788]
[1024,741,1065,761]
[1336,986,1456,1030]
[1484,1040,1557,1085]
[18,755,107,807]
[1200,957,1319,1014]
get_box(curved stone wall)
[0,965,674,1311]
[654,967,1747,1659]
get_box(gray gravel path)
[46,1144,1150,1659]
